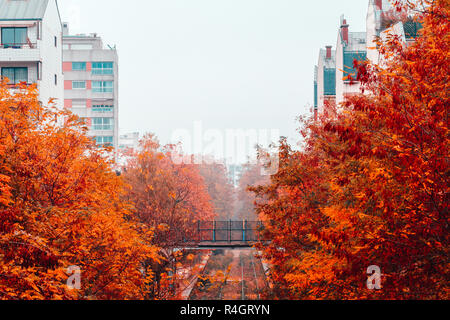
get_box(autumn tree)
[122,135,214,299]
[0,82,159,300]
[252,0,449,300]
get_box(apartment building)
[314,45,336,115]
[313,0,423,113]
[367,0,422,64]
[335,16,367,106]
[62,24,119,151]
[0,0,64,108]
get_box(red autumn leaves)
[251,0,449,299]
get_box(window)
[54,74,57,85]
[1,27,27,48]
[54,36,57,47]
[93,118,114,131]
[343,50,367,82]
[95,136,114,146]
[92,62,113,75]
[92,81,113,93]
[1,67,28,84]
[92,105,114,113]
[72,81,86,89]
[72,62,86,71]
[323,68,336,96]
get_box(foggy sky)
[59,0,368,161]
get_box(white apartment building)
[0,0,63,108]
[62,24,119,151]
[314,0,423,112]
[367,0,422,64]
[335,16,367,106]
[314,45,336,115]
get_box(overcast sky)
[59,0,368,161]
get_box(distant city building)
[119,132,140,152]
[62,24,119,152]
[227,164,243,187]
[0,0,64,108]
[314,45,336,116]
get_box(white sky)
[59,0,368,162]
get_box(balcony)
[0,41,40,62]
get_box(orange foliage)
[122,135,214,299]
[0,82,159,300]
[123,135,214,246]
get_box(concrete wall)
[366,2,379,64]
[317,52,325,113]
[39,0,63,108]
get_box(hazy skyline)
[59,0,369,161]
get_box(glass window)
[92,62,113,75]
[1,27,27,47]
[72,62,86,71]
[343,51,367,82]
[72,81,86,89]
[1,67,28,84]
[93,118,114,131]
[92,105,114,113]
[92,81,113,93]
[95,136,114,146]
[323,68,336,96]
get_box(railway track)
[189,249,268,300]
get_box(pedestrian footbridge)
[185,221,267,248]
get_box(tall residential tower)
[62,24,119,151]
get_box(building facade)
[0,0,64,108]
[314,45,336,115]
[335,16,367,106]
[367,0,422,64]
[118,132,140,152]
[62,24,119,151]
[314,0,423,114]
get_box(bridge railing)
[192,221,265,243]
